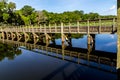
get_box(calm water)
[56,34,117,53]
[0,34,118,80]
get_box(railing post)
[94,22,96,26]
[22,26,24,32]
[77,21,79,33]
[44,24,47,33]
[44,24,46,33]
[55,23,57,33]
[69,22,71,33]
[36,25,37,32]
[49,23,51,33]
[22,26,23,32]
[117,0,120,69]
[112,18,115,32]
[32,25,34,33]
[40,24,41,32]
[16,27,19,32]
[61,22,64,44]
[21,26,22,32]
[87,20,90,34]
[61,22,63,35]
[99,18,101,34]
[19,26,20,32]
[28,26,30,32]
[61,22,65,60]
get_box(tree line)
[0,0,116,26]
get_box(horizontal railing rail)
[0,18,117,34]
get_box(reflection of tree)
[0,43,22,61]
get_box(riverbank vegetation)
[0,42,21,61]
[0,0,116,26]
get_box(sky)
[8,0,117,15]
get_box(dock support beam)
[38,33,45,43]
[1,32,5,39]
[6,32,11,40]
[61,22,65,60]
[67,34,72,47]
[24,32,30,43]
[16,32,22,41]
[87,34,95,51]
[117,0,120,69]
[61,22,64,46]
[45,33,51,46]
[11,32,16,41]
[33,33,39,44]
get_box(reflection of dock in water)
[0,39,116,73]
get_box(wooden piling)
[61,22,64,44]
[99,18,101,34]
[87,20,90,34]
[24,32,30,43]
[11,32,16,41]
[16,32,22,41]
[117,0,120,69]
[33,33,39,44]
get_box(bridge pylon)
[16,32,22,41]
[117,0,120,69]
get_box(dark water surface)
[0,34,117,80]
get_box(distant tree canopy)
[0,0,117,26]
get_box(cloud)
[105,42,116,46]
[104,5,116,12]
[97,41,116,49]
[101,5,116,15]
[109,5,116,10]
[109,35,115,39]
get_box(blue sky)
[9,0,117,15]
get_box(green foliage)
[0,0,117,26]
[21,5,34,16]
[36,11,47,24]
[0,43,22,61]
[0,1,5,10]
[19,5,36,25]
[21,15,30,25]
[82,12,99,20]
[29,12,37,24]
[8,2,16,12]
[2,13,9,22]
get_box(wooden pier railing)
[0,18,117,34]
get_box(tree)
[19,5,35,25]
[14,11,24,25]
[29,12,37,24]
[36,11,47,24]
[2,13,9,23]
[8,2,16,12]
[21,15,29,25]
[0,0,7,17]
[21,5,34,16]
[88,12,99,19]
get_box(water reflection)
[0,39,117,80]
[0,42,21,61]
[55,34,117,53]
[0,39,116,73]
[96,34,117,53]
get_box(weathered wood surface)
[117,0,120,69]
[0,26,117,34]
[0,18,117,34]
